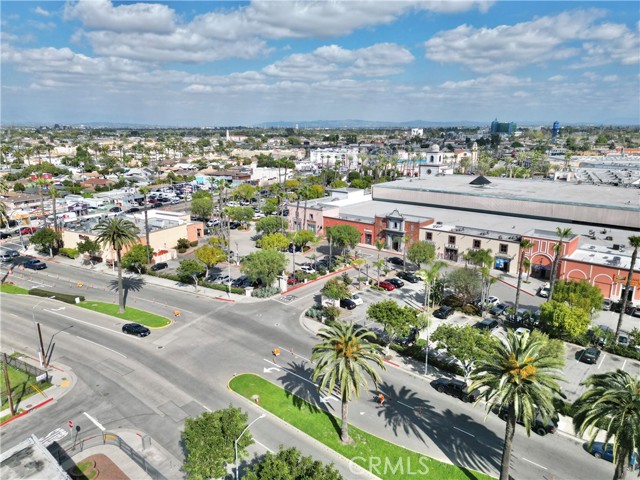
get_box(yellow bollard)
[174,310,181,317]
[77,281,83,288]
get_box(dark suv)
[432,378,479,403]
[493,407,558,436]
[433,306,454,319]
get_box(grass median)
[77,301,171,328]
[0,284,29,294]
[1,363,52,410]
[229,373,494,480]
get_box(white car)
[300,265,316,274]
[515,327,530,338]
[350,294,364,306]
[537,283,550,298]
[253,212,265,219]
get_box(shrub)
[317,268,327,276]
[177,248,188,254]
[323,306,341,321]
[176,238,191,250]
[442,294,464,308]
[199,280,245,295]
[29,289,85,304]
[252,286,280,298]
[305,305,324,319]
[605,343,640,360]
[59,248,79,259]
[189,240,199,247]
[460,304,479,316]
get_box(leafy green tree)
[76,238,101,257]
[552,280,604,314]
[432,324,497,378]
[93,218,140,313]
[233,183,256,202]
[312,322,384,444]
[30,228,61,253]
[259,233,289,251]
[470,330,565,480]
[122,244,153,273]
[13,182,25,192]
[539,301,591,340]
[245,447,343,480]
[616,236,640,337]
[573,370,640,480]
[241,249,287,287]
[192,189,212,200]
[417,260,447,310]
[194,244,226,278]
[256,216,288,235]
[177,259,206,285]
[327,225,361,254]
[446,268,482,304]
[291,229,316,248]
[321,278,351,303]
[261,198,279,215]
[407,240,436,267]
[367,300,417,344]
[191,197,212,219]
[176,238,191,250]
[226,206,254,228]
[182,406,254,480]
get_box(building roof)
[0,435,69,480]
[567,243,638,271]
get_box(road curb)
[0,397,55,427]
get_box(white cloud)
[548,75,566,81]
[425,9,637,72]
[34,6,51,17]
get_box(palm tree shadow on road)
[108,275,146,308]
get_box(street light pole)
[32,296,55,367]
[235,414,265,480]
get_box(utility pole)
[3,353,15,416]
[37,323,47,367]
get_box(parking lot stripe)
[597,353,607,369]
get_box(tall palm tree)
[514,238,534,314]
[35,177,50,228]
[573,370,640,480]
[93,217,140,313]
[548,227,572,302]
[138,186,152,265]
[418,260,447,310]
[470,330,564,480]
[49,187,61,247]
[0,178,8,227]
[312,321,384,444]
[615,236,640,337]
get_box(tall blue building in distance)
[552,121,560,141]
[490,118,517,135]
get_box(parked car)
[387,278,405,289]
[109,206,122,212]
[618,335,630,347]
[24,259,46,270]
[3,249,19,258]
[537,283,551,298]
[126,207,140,213]
[213,274,231,285]
[232,276,251,288]
[288,243,302,253]
[376,280,395,291]
[432,378,479,403]
[489,303,508,316]
[515,327,531,338]
[493,407,558,436]
[150,262,168,271]
[587,442,639,469]
[386,256,404,266]
[15,226,37,235]
[475,318,499,331]
[0,252,12,262]
[122,323,151,337]
[602,299,613,311]
[397,271,420,283]
[0,232,12,239]
[340,298,357,310]
[433,306,454,319]
[287,274,302,286]
[207,219,220,227]
[300,265,316,274]
[579,347,601,364]
[350,294,364,306]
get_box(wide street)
[0,250,622,479]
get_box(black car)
[122,323,151,337]
[387,256,404,266]
[397,271,420,283]
[493,407,558,436]
[150,262,168,271]
[387,278,405,288]
[24,259,46,270]
[109,206,122,212]
[433,306,454,319]
[232,276,251,288]
[126,207,140,213]
[0,232,12,239]
[340,298,357,310]
[579,347,601,364]
[432,378,479,402]
[288,243,302,253]
[489,303,508,316]
[475,318,499,331]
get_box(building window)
[448,235,456,245]
[426,232,433,241]
[365,233,372,245]
[309,214,313,220]
[473,239,481,249]
[499,243,508,254]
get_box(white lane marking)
[522,458,547,470]
[277,346,311,363]
[262,358,316,387]
[134,296,194,314]
[47,309,120,335]
[39,428,68,446]
[77,337,127,358]
[621,359,627,371]
[198,402,212,412]
[320,395,337,403]
[453,426,475,437]
[263,367,281,373]
[254,439,274,453]
[83,412,106,431]
[597,353,607,370]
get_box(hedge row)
[148,271,245,295]
[29,288,85,304]
[58,248,79,259]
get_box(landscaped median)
[77,301,171,328]
[229,373,494,480]
[0,284,29,294]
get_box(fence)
[50,432,167,480]
[2,352,47,380]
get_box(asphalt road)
[1,263,616,479]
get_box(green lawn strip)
[0,284,29,294]
[1,364,52,409]
[229,374,494,480]
[77,301,170,328]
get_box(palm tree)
[573,370,640,480]
[615,236,640,337]
[418,260,447,310]
[373,259,385,285]
[311,321,384,444]
[35,177,50,228]
[49,187,61,246]
[514,238,534,313]
[138,186,152,265]
[93,217,140,313]
[548,227,572,302]
[470,330,564,480]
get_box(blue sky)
[2,1,639,126]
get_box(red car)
[15,226,37,235]
[287,274,302,286]
[376,280,395,291]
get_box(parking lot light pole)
[235,414,265,480]
[32,296,55,367]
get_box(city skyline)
[1,0,639,127]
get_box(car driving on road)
[24,259,46,270]
[431,378,479,403]
[122,323,151,337]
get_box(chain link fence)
[2,352,48,379]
